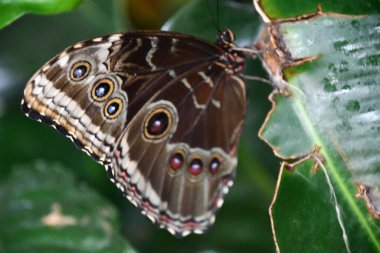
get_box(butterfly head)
[216,29,245,75]
[217,28,235,47]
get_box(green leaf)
[271,161,355,252]
[259,0,380,19]
[0,161,137,253]
[259,9,380,253]
[0,0,83,29]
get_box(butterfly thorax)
[216,29,245,75]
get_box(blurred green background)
[0,0,279,252]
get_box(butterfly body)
[22,30,247,237]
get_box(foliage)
[259,0,380,252]
[0,0,379,252]
[0,0,83,29]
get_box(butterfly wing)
[22,34,132,163]
[109,37,246,236]
[22,31,246,236]
[22,31,222,163]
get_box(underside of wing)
[109,60,246,237]
[21,31,223,164]
[21,30,246,236]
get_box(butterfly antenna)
[206,0,221,34]
[216,0,221,32]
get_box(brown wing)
[21,30,246,237]
[21,31,223,164]
[109,55,246,236]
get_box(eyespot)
[188,158,204,176]
[91,79,114,102]
[104,98,123,119]
[209,157,221,175]
[69,61,91,81]
[169,152,185,171]
[143,107,173,140]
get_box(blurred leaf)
[0,0,84,29]
[163,0,261,46]
[0,161,137,253]
[258,5,380,253]
[126,0,188,29]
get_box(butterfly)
[21,29,248,237]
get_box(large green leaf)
[0,0,83,29]
[0,161,136,253]
[258,2,380,252]
[258,0,380,19]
